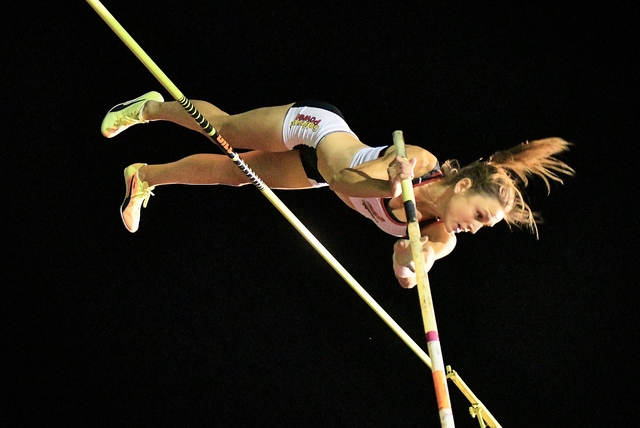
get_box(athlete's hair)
[441,138,575,237]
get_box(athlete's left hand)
[393,237,436,288]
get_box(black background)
[4,1,637,427]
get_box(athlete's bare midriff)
[316,133,384,183]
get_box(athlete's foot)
[101,91,164,138]
[120,163,155,233]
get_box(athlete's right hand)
[387,155,416,197]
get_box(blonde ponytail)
[488,138,575,192]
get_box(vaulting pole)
[393,130,455,428]
[85,0,437,369]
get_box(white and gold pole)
[393,130,455,428]
[85,0,437,368]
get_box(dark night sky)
[4,1,638,427]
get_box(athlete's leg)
[137,150,314,189]
[119,150,314,232]
[141,99,229,132]
[142,100,293,152]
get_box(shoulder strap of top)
[412,162,443,185]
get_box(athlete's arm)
[328,146,435,198]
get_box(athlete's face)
[443,178,505,234]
